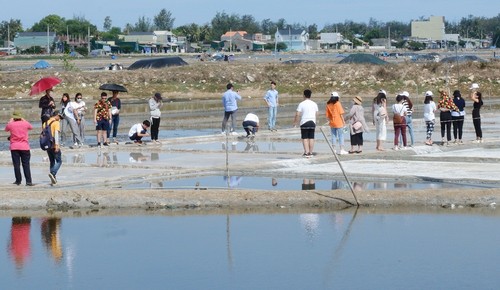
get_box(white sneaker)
[231,131,239,136]
[338,150,349,155]
[221,131,226,135]
[393,146,400,151]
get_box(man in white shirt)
[242,113,259,137]
[128,120,150,144]
[293,89,319,158]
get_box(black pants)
[222,110,237,132]
[452,115,464,140]
[472,109,482,138]
[242,120,258,135]
[11,150,32,184]
[151,117,161,140]
[440,111,452,141]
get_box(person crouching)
[242,113,259,137]
[128,120,150,145]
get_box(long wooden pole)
[320,126,360,206]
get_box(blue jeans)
[107,114,120,138]
[268,106,277,129]
[330,127,344,148]
[47,149,62,176]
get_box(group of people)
[5,88,164,186]
[269,84,483,157]
[328,84,484,153]
[221,81,279,137]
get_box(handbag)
[393,106,404,124]
[352,121,362,130]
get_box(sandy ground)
[0,113,499,213]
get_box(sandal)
[348,151,356,154]
[355,150,362,154]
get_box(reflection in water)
[96,151,110,167]
[373,181,388,190]
[244,140,259,152]
[9,217,31,269]
[72,153,85,164]
[352,182,366,191]
[302,178,315,190]
[223,176,242,188]
[331,180,349,190]
[221,141,239,151]
[2,211,499,289]
[300,214,319,239]
[129,152,148,163]
[40,218,63,263]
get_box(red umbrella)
[29,77,62,96]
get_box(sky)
[2,0,499,31]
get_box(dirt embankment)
[1,57,499,101]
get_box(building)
[411,16,446,41]
[221,31,253,52]
[14,32,58,52]
[275,29,309,51]
[319,33,346,49]
[121,31,179,53]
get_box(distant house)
[221,31,253,52]
[121,31,179,53]
[14,32,58,52]
[275,29,309,51]
[319,33,344,49]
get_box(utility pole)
[47,24,50,54]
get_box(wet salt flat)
[2,209,499,289]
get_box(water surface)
[2,209,499,289]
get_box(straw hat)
[352,96,363,105]
[12,110,23,119]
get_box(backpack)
[40,121,55,151]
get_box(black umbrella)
[99,83,128,92]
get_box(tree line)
[1,10,499,48]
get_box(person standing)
[39,88,56,124]
[437,89,458,146]
[470,83,483,143]
[59,93,71,145]
[45,110,63,185]
[74,93,87,144]
[94,92,112,147]
[325,92,348,154]
[107,90,121,143]
[63,95,84,148]
[423,91,437,145]
[400,91,414,146]
[392,94,408,150]
[293,89,319,158]
[221,83,242,135]
[372,90,388,151]
[347,96,369,154]
[5,111,33,186]
[263,81,279,131]
[451,90,466,145]
[149,92,163,144]
[242,112,259,137]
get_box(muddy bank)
[1,187,498,213]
